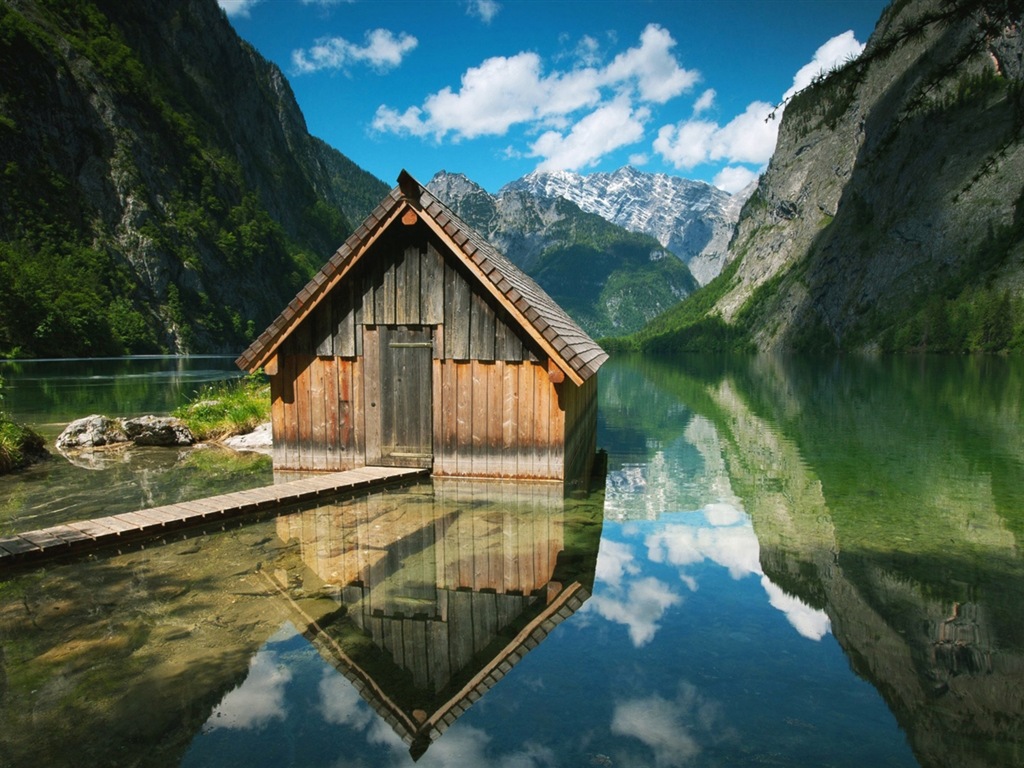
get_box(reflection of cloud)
[760,576,831,641]
[205,625,296,731]
[383,722,555,767]
[595,538,640,589]
[318,669,374,729]
[611,682,727,767]
[589,575,682,647]
[641,504,833,642]
[645,510,761,580]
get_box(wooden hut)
[236,170,607,483]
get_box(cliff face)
[683,0,1024,352]
[0,0,387,356]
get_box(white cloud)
[595,538,640,589]
[713,166,759,194]
[612,696,700,766]
[653,30,865,186]
[218,0,260,17]
[692,88,716,115]
[466,0,501,23]
[601,24,700,104]
[531,98,649,172]
[784,30,865,102]
[318,669,374,729]
[292,29,418,75]
[374,24,698,171]
[300,0,354,7]
[653,99,777,173]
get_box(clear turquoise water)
[1,353,1021,767]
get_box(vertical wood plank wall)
[268,221,597,478]
[433,360,566,480]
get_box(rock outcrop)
[57,414,194,450]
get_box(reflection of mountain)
[268,480,604,759]
[662,354,1024,768]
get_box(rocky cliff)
[637,0,1024,354]
[0,0,388,357]
[428,171,698,338]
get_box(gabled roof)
[236,170,607,386]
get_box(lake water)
[0,356,270,534]
[0,354,1021,767]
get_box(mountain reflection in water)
[0,354,1021,767]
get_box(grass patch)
[0,373,47,474]
[0,417,46,474]
[173,372,270,441]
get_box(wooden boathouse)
[236,170,607,483]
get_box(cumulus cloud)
[531,98,649,172]
[713,166,760,195]
[784,29,865,102]
[653,99,777,173]
[292,29,418,75]
[653,30,866,187]
[217,0,261,18]
[318,669,374,729]
[466,0,501,23]
[374,24,697,170]
[692,88,716,115]
[602,24,700,103]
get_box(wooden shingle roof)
[236,170,607,385]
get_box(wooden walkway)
[0,466,429,566]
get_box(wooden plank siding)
[431,360,566,480]
[264,219,595,479]
[272,354,365,471]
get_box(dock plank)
[1,466,429,566]
[0,537,40,556]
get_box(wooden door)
[370,325,433,468]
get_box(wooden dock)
[0,465,429,566]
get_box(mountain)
[503,167,747,285]
[428,171,699,338]
[630,0,1024,354]
[0,0,388,357]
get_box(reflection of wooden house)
[273,480,602,759]
[236,171,607,482]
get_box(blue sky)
[219,0,889,194]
